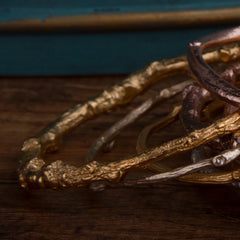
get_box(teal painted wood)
[0,0,240,22]
[0,0,240,21]
[0,27,232,75]
[0,1,240,75]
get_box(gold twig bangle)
[86,81,190,163]
[19,43,240,189]
[20,111,240,189]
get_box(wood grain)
[1,76,240,240]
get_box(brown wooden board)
[1,76,240,240]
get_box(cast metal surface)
[128,148,240,185]
[19,111,240,189]
[188,26,240,106]
[19,35,240,189]
[86,81,191,163]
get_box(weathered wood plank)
[1,184,240,240]
[1,76,240,239]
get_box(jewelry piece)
[188,26,240,106]
[134,95,240,184]
[86,81,191,163]
[20,110,240,189]
[19,30,240,189]
[180,62,240,151]
[125,147,240,185]
[136,105,181,173]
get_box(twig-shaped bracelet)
[188,26,240,106]
[20,110,240,189]
[125,147,240,185]
[19,43,240,189]
[86,81,191,163]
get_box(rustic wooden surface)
[1,75,240,240]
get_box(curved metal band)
[181,62,240,152]
[180,83,211,133]
[188,26,240,106]
[86,81,191,163]
[19,43,240,189]
[136,105,181,173]
[133,104,240,184]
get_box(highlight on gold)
[19,27,240,190]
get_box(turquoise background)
[0,1,239,75]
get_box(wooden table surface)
[1,75,240,240]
